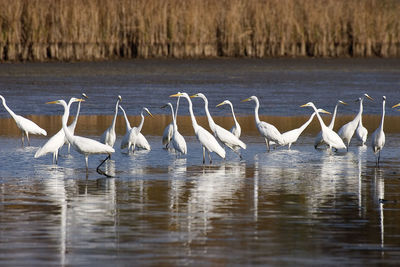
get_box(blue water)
[0,58,399,117]
[1,59,400,265]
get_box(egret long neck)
[354,99,363,123]
[174,96,180,120]
[0,96,18,120]
[169,103,177,130]
[380,100,386,131]
[137,110,145,132]
[328,103,339,129]
[311,105,327,130]
[120,106,131,130]
[359,100,364,126]
[229,102,239,127]
[61,100,75,144]
[254,98,261,125]
[184,95,199,129]
[111,99,120,129]
[298,112,316,132]
[202,97,216,131]
[69,101,81,130]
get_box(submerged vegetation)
[1,0,400,61]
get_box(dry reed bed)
[0,0,400,61]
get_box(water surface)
[1,59,400,265]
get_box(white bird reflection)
[41,167,119,265]
[173,162,246,244]
[357,146,368,217]
[252,149,361,217]
[41,168,67,266]
[309,151,358,214]
[168,158,187,211]
[373,168,385,252]
[104,159,116,177]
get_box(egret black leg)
[97,154,112,178]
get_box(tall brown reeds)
[0,0,399,61]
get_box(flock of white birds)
[0,92,392,176]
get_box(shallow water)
[1,59,400,265]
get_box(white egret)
[35,128,64,164]
[371,96,386,166]
[355,95,373,146]
[192,93,246,158]
[46,98,115,176]
[0,95,47,146]
[314,100,347,149]
[119,105,151,152]
[120,107,153,153]
[277,109,329,150]
[300,102,346,150]
[242,95,284,152]
[100,95,122,147]
[162,102,187,156]
[65,93,88,153]
[170,92,225,164]
[338,93,373,151]
[216,100,241,138]
[35,93,88,163]
[162,93,181,148]
[119,105,132,150]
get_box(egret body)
[242,95,284,152]
[0,95,47,146]
[170,92,225,164]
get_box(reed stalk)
[0,0,399,61]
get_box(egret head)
[46,98,84,106]
[118,95,122,101]
[190,93,206,99]
[364,93,374,101]
[46,99,65,105]
[338,100,347,105]
[82,93,89,99]
[383,96,386,101]
[160,103,172,109]
[392,102,400,109]
[300,102,315,108]
[241,96,257,102]
[170,92,187,98]
[142,107,154,117]
[216,100,231,107]
[316,108,331,115]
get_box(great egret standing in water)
[35,94,87,164]
[355,95,372,146]
[100,95,122,147]
[275,109,329,150]
[0,95,47,146]
[170,92,225,164]
[161,102,187,156]
[242,95,284,152]
[120,107,153,153]
[192,93,246,159]
[119,105,151,152]
[162,93,181,148]
[65,93,88,153]
[301,102,346,150]
[371,96,386,166]
[314,100,347,149]
[216,100,241,138]
[338,93,373,150]
[46,98,115,176]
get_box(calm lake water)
[1,59,400,265]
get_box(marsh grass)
[0,0,399,61]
